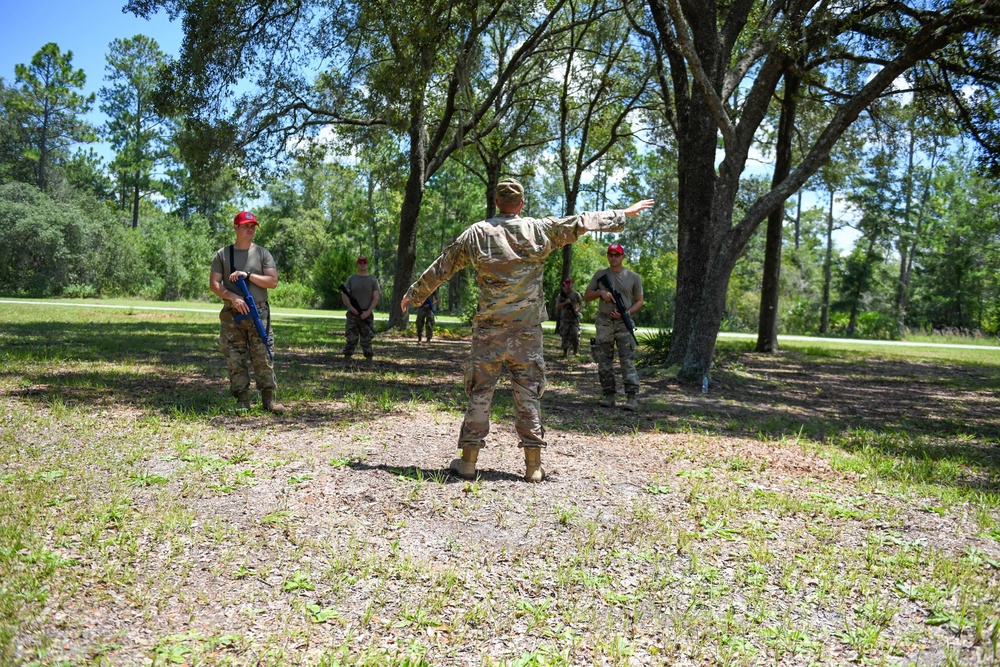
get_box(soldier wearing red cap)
[342,256,380,360]
[554,278,583,357]
[402,177,654,482]
[585,242,644,411]
[210,211,283,412]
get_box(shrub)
[639,328,673,366]
[140,212,214,300]
[313,247,358,309]
[0,182,84,295]
[270,280,319,309]
[854,311,900,340]
[62,283,98,299]
[781,297,820,335]
[254,212,330,284]
[826,310,899,340]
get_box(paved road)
[3,299,999,351]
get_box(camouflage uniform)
[555,288,583,355]
[343,273,379,359]
[405,208,628,452]
[415,291,438,342]
[211,244,278,396]
[219,303,276,395]
[587,268,643,398]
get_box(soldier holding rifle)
[585,242,644,411]
[554,278,583,357]
[342,256,380,361]
[209,211,284,412]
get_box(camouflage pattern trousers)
[219,303,276,396]
[559,317,581,353]
[459,324,546,450]
[415,308,435,341]
[595,315,639,397]
[344,312,375,357]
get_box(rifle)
[234,275,274,361]
[598,273,637,345]
[340,284,376,334]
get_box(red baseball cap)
[234,211,258,226]
[607,242,624,255]
[562,278,573,285]
[357,256,368,264]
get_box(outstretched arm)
[624,199,655,217]
[402,238,471,312]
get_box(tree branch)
[664,0,737,148]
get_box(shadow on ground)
[4,317,999,481]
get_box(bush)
[270,280,319,309]
[853,311,900,340]
[0,182,85,295]
[781,297,820,335]
[254,213,330,284]
[313,247,359,309]
[826,310,899,340]
[632,252,677,328]
[62,283,98,299]
[79,222,148,296]
[639,328,673,366]
[145,224,214,300]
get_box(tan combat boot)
[262,390,285,414]
[599,394,616,408]
[449,446,479,479]
[524,447,545,482]
[235,391,251,411]
[623,393,638,412]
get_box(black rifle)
[598,273,637,345]
[340,284,375,334]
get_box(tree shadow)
[540,340,1000,484]
[5,316,999,485]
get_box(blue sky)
[1,0,182,140]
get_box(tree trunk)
[388,102,428,329]
[820,188,835,334]
[131,172,141,229]
[755,71,799,353]
[678,251,739,379]
[895,122,917,336]
[794,190,802,250]
[484,159,503,219]
[666,88,720,376]
[37,115,49,191]
[559,189,578,282]
[367,174,381,283]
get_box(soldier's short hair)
[495,178,524,204]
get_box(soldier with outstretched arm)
[401,177,653,482]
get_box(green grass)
[1,300,999,666]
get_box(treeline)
[3,0,1000,346]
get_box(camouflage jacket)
[405,210,626,327]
